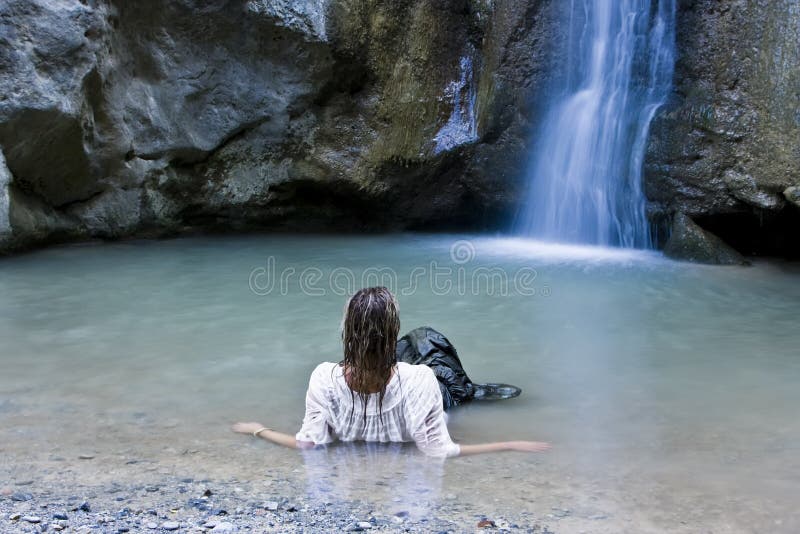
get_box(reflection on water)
[302,443,444,519]
[1,234,799,532]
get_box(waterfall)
[517,0,676,248]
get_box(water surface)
[1,235,798,532]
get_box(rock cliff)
[1,0,798,257]
[0,0,561,252]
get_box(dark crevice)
[57,188,109,211]
[693,208,800,259]
[181,115,272,166]
[132,116,273,168]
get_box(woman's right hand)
[505,440,551,452]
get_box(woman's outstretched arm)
[231,422,315,450]
[457,440,551,456]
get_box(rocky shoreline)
[1,475,554,533]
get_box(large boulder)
[645,0,800,254]
[784,186,800,209]
[663,212,748,265]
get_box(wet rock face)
[3,0,796,257]
[0,0,561,252]
[0,151,11,244]
[785,187,800,209]
[645,0,800,255]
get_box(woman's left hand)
[231,422,266,435]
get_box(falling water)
[517,0,676,248]
[433,56,478,154]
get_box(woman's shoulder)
[313,361,340,372]
[309,362,340,384]
[395,363,440,410]
[396,362,436,386]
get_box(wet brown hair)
[340,286,400,423]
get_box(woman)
[233,287,550,457]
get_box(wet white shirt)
[295,362,461,458]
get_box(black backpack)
[396,327,522,411]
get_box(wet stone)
[72,501,91,512]
[11,491,33,501]
[53,512,68,520]
[187,499,209,511]
[394,511,409,519]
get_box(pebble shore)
[1,476,557,533]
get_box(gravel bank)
[1,475,556,533]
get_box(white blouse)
[295,362,461,458]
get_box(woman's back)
[295,362,460,458]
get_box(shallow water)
[1,234,799,532]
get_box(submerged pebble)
[70,500,91,512]
[264,501,279,511]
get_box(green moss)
[330,1,471,164]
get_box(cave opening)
[694,208,800,260]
